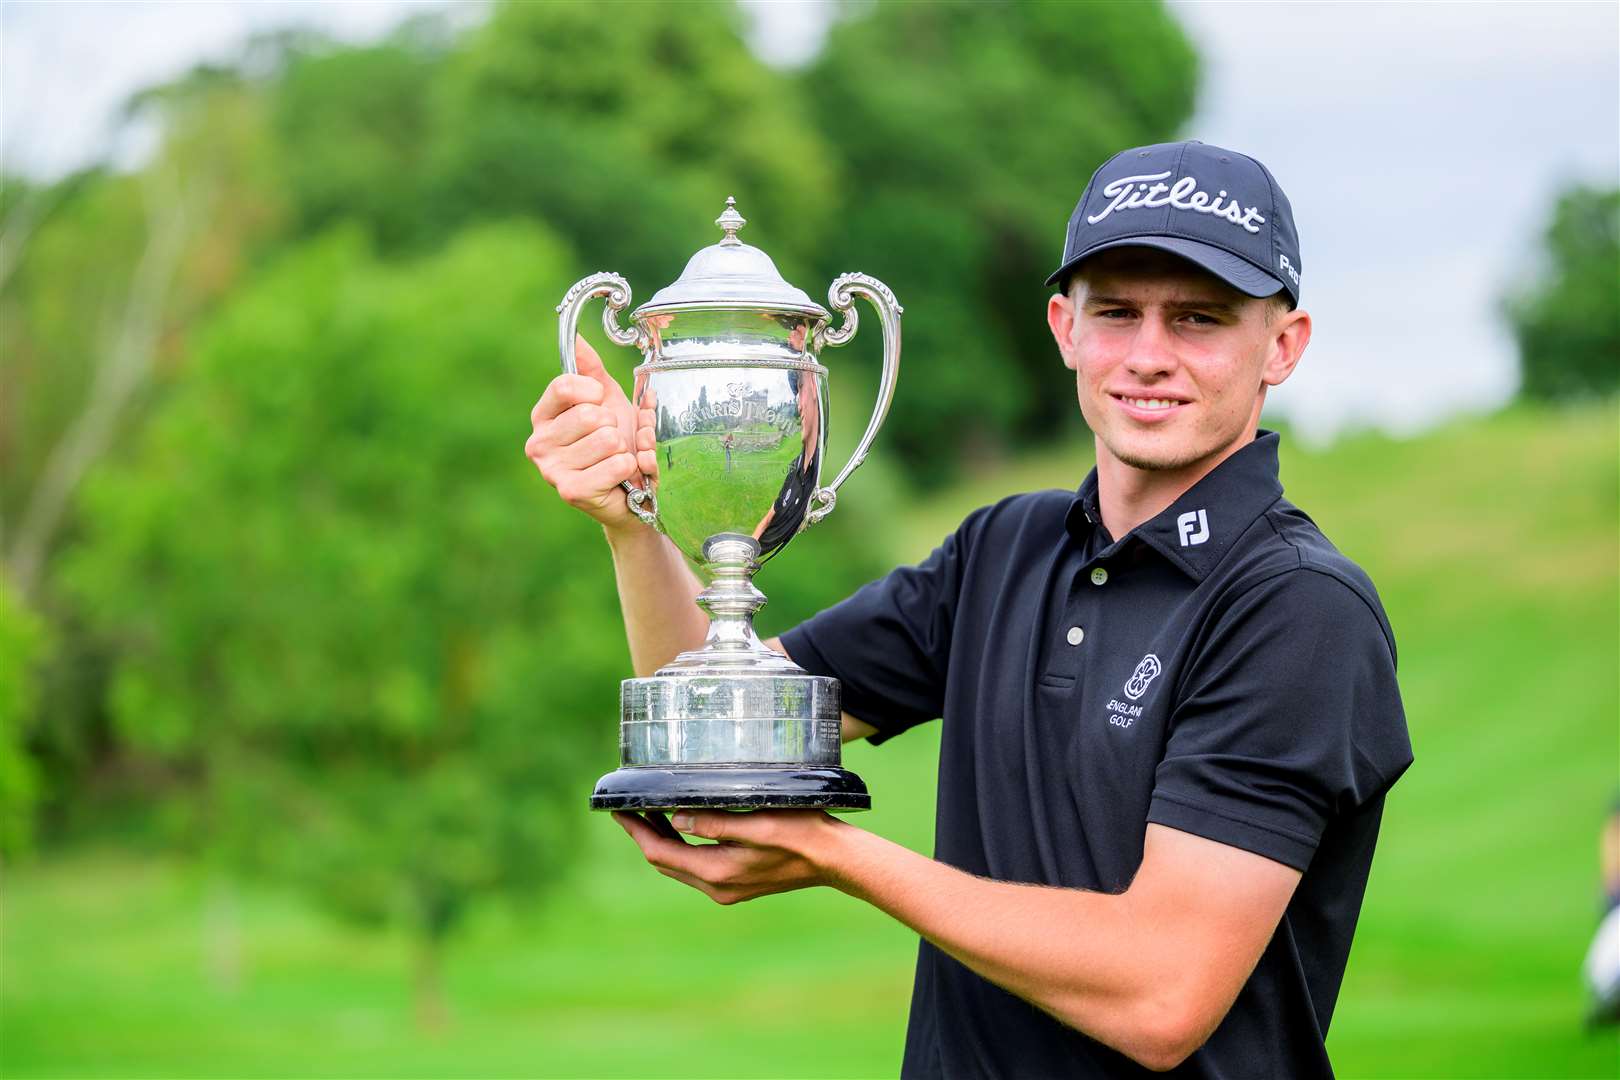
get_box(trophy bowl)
[558,198,900,812]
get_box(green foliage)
[64,224,627,939]
[806,0,1199,472]
[0,579,48,857]
[270,31,449,251]
[243,1,1199,480]
[2,72,288,830]
[423,1,839,291]
[1506,183,1620,400]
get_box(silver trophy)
[559,198,900,813]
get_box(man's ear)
[1262,308,1312,388]
[1048,292,1079,371]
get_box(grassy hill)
[3,404,1617,1078]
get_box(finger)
[571,452,640,495]
[551,426,631,473]
[653,864,729,903]
[613,810,682,842]
[613,810,671,854]
[637,448,659,479]
[533,374,605,423]
[676,809,805,848]
[641,811,688,843]
[672,809,742,843]
[573,334,629,405]
[542,402,617,448]
[616,812,732,878]
[635,425,656,452]
[615,813,698,876]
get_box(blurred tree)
[1505,183,1620,401]
[0,577,47,858]
[62,221,888,1020]
[4,70,285,596]
[64,224,608,1023]
[805,0,1199,476]
[267,22,452,252]
[2,72,286,837]
[423,0,839,299]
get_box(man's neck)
[1094,428,1257,541]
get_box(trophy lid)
[636,198,829,318]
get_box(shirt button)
[1090,567,1109,586]
[1066,625,1085,646]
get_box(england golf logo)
[1123,653,1162,701]
[1177,508,1209,547]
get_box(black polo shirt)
[779,430,1413,1079]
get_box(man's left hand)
[612,808,843,905]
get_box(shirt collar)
[1064,429,1286,582]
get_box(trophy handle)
[555,272,659,529]
[806,273,903,527]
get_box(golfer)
[526,139,1413,1076]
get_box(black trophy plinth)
[590,765,870,812]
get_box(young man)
[526,140,1413,1076]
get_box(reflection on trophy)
[557,198,901,812]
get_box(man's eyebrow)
[1082,295,1242,314]
[1170,298,1241,315]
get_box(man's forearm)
[811,821,1190,1070]
[605,524,708,677]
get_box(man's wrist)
[807,812,880,898]
[602,519,657,552]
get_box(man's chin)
[1104,431,1212,474]
[1114,450,1199,473]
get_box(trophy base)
[590,765,871,812]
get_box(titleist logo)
[1086,171,1266,234]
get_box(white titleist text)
[1087,171,1266,234]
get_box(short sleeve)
[778,505,990,746]
[1147,569,1414,871]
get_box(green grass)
[4,404,1618,1077]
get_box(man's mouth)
[1110,393,1189,415]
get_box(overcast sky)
[3,1,1616,443]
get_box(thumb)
[573,334,626,403]
[672,810,729,840]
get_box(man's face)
[1048,247,1307,475]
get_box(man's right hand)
[526,334,659,532]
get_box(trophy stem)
[698,534,768,651]
[658,533,800,673]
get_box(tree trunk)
[5,163,199,600]
[203,875,242,993]
[413,934,448,1033]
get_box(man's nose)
[1123,316,1179,379]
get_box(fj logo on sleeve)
[1176,508,1210,547]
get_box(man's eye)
[1183,313,1219,325]
[1097,309,1134,319]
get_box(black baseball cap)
[1046,139,1302,308]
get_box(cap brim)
[1045,236,1288,300]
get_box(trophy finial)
[716,196,746,246]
